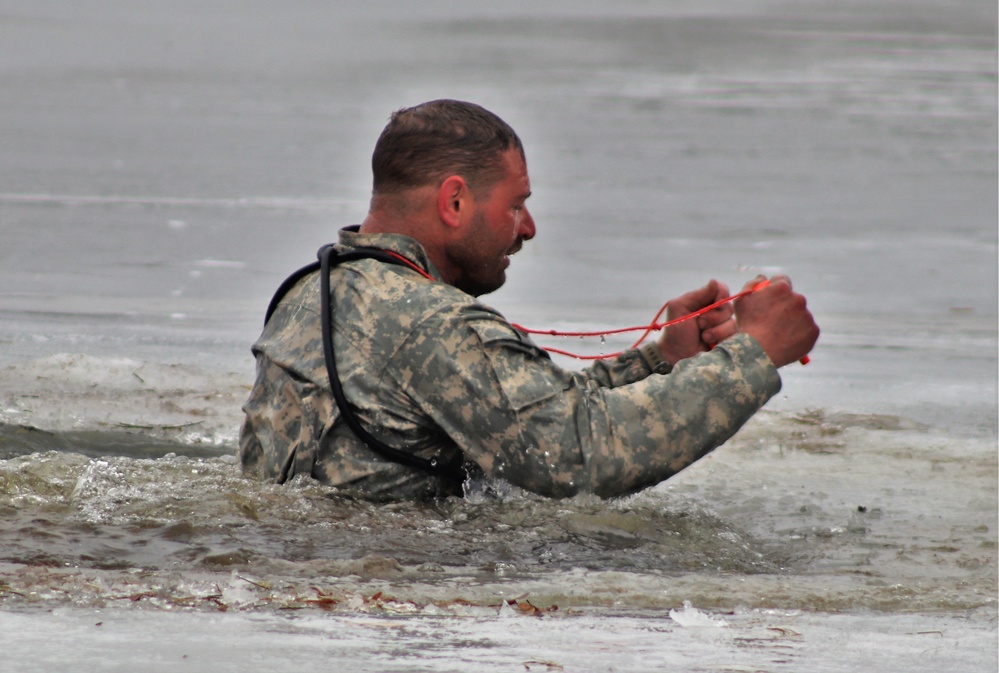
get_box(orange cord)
[514,279,809,365]
[382,250,808,365]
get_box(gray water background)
[0,1,996,671]
[2,0,996,433]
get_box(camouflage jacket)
[240,227,781,500]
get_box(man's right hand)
[734,275,819,368]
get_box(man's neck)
[359,201,457,287]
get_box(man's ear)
[437,175,470,229]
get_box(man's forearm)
[583,332,781,498]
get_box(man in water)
[240,99,819,500]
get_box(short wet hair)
[371,99,524,197]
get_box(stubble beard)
[449,211,512,297]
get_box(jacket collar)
[338,225,445,283]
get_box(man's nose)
[519,207,536,240]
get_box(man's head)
[371,99,524,200]
[364,100,535,297]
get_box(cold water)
[0,1,996,671]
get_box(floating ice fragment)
[193,259,246,269]
[669,601,728,627]
[220,571,258,607]
[498,599,518,618]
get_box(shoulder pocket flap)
[467,319,562,410]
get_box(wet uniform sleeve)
[393,307,782,499]
[569,341,663,388]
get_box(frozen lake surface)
[1,1,996,670]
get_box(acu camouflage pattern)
[240,227,782,500]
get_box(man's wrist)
[639,342,673,375]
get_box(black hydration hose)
[264,244,463,482]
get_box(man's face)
[449,149,535,297]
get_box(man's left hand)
[656,279,737,365]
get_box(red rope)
[384,250,436,281]
[511,282,768,360]
[382,251,807,364]
[514,279,809,365]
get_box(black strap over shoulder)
[265,244,465,482]
[264,246,411,325]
